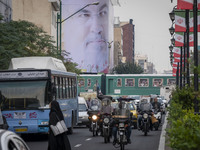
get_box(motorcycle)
[90,114,101,136]
[139,111,151,136]
[87,99,102,136]
[152,109,161,131]
[102,114,112,143]
[113,119,128,150]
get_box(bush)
[167,88,200,150]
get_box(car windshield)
[79,104,87,111]
[157,98,163,103]
[128,103,135,110]
[0,81,47,110]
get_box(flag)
[189,32,194,46]
[177,0,200,10]
[175,32,184,47]
[175,10,186,32]
[189,11,200,32]
[172,47,181,57]
[177,0,193,10]
[173,57,186,62]
[173,67,180,76]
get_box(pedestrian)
[48,100,71,150]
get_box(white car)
[78,97,89,126]
[0,129,30,150]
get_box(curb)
[158,112,168,150]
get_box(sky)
[113,0,177,73]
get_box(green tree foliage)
[111,62,143,74]
[0,20,80,74]
[167,87,200,150]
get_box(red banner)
[177,0,200,10]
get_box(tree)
[112,62,143,74]
[0,19,80,73]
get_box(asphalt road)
[24,114,166,150]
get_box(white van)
[78,97,89,126]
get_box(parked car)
[78,97,89,127]
[0,129,30,150]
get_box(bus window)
[73,78,77,97]
[87,79,91,87]
[153,78,163,87]
[138,78,149,87]
[0,81,46,110]
[125,78,135,87]
[63,78,66,98]
[68,78,71,98]
[117,78,122,87]
[60,77,63,99]
[66,78,69,98]
[70,78,73,98]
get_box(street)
[24,114,166,150]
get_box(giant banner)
[62,0,113,73]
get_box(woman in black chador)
[48,100,71,150]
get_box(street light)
[169,10,175,22]
[169,6,177,22]
[57,1,99,56]
[169,25,175,36]
[171,36,175,45]
[169,45,173,51]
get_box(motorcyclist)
[112,100,132,144]
[98,95,113,136]
[152,97,161,111]
[152,97,162,124]
[88,99,101,131]
[137,98,153,130]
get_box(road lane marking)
[74,144,82,148]
[85,138,92,141]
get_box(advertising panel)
[62,0,113,73]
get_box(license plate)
[15,128,27,132]
[78,121,82,123]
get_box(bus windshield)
[0,81,47,110]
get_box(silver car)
[0,129,30,150]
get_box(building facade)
[114,17,123,67]
[135,54,156,74]
[12,0,60,42]
[121,19,135,64]
[0,0,12,22]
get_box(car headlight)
[103,118,109,124]
[92,115,97,120]
[143,113,148,119]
